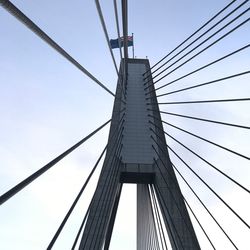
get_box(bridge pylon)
[79,58,200,250]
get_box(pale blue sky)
[0,0,249,249]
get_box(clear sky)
[0,0,249,249]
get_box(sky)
[0,0,249,249]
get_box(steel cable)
[0,118,114,206]
[0,0,115,97]
[143,0,237,75]
[149,115,250,160]
[151,97,250,105]
[47,115,125,249]
[150,130,238,249]
[154,71,250,98]
[145,17,250,87]
[145,44,250,94]
[167,144,250,229]
[152,155,216,250]
[144,1,249,81]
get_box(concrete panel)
[122,62,155,164]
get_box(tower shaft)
[79,59,200,250]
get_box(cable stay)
[145,44,250,94]
[151,156,210,247]
[121,0,129,86]
[144,16,250,86]
[167,144,250,229]
[153,159,200,240]
[0,118,115,206]
[87,131,124,249]
[0,0,115,97]
[86,145,123,249]
[121,0,129,60]
[95,0,119,75]
[152,157,216,250]
[47,145,107,250]
[154,117,249,232]
[114,0,129,100]
[151,110,250,130]
[95,0,127,100]
[150,185,169,250]
[154,141,236,249]
[113,0,128,101]
[182,195,217,250]
[151,97,250,105]
[149,186,167,250]
[171,162,238,250]
[70,118,124,248]
[141,185,161,250]
[47,116,125,249]
[144,1,249,81]
[145,9,250,85]
[0,108,126,206]
[148,115,250,160]
[80,124,124,249]
[150,124,250,194]
[150,136,239,249]
[154,185,185,250]
[143,0,237,75]
[113,0,123,60]
[71,201,91,249]
[154,71,250,98]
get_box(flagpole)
[132,33,135,59]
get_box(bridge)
[0,0,249,249]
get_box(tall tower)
[79,58,200,250]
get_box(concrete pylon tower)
[79,59,200,250]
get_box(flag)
[126,36,133,47]
[110,38,120,49]
[110,36,133,49]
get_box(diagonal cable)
[0,0,115,97]
[71,199,92,249]
[113,0,128,100]
[153,109,250,130]
[150,125,250,194]
[121,0,128,60]
[95,0,126,100]
[167,144,250,229]
[149,115,249,160]
[153,97,250,105]
[0,117,114,206]
[149,186,166,250]
[145,44,250,94]
[151,185,178,250]
[47,115,125,249]
[171,162,237,250]
[88,146,123,249]
[145,1,249,80]
[113,0,123,60]
[95,0,119,75]
[47,145,107,249]
[81,125,124,249]
[153,184,185,250]
[145,16,250,86]
[150,184,169,250]
[150,133,238,249]
[147,185,161,250]
[152,156,216,250]
[152,157,203,248]
[155,71,250,98]
[88,125,124,248]
[143,0,237,75]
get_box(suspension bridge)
[0,0,249,249]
